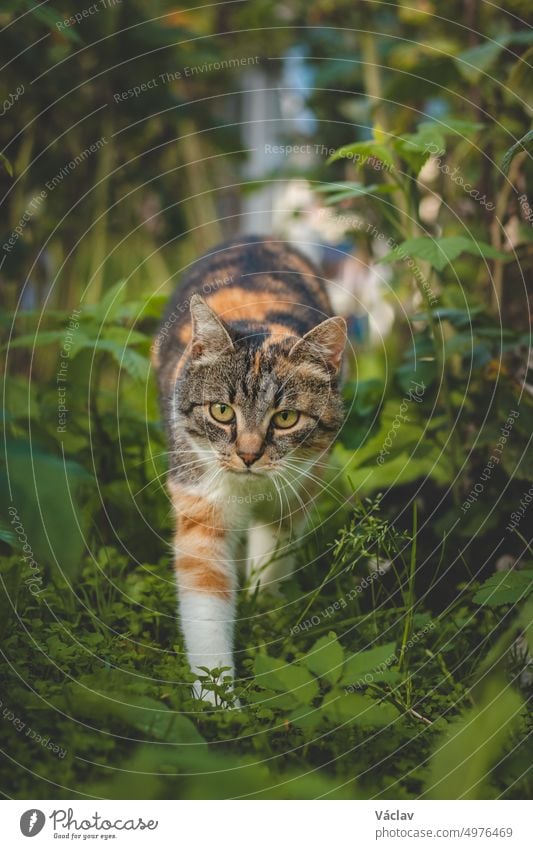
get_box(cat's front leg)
[246,522,300,591]
[172,491,237,704]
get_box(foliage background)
[1,0,532,800]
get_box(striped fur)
[153,236,346,703]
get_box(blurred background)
[1,0,532,800]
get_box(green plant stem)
[490,151,526,313]
[87,110,114,304]
[398,502,418,707]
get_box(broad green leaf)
[440,118,485,137]
[427,676,524,799]
[455,41,506,83]
[379,236,508,272]
[100,326,150,347]
[322,690,400,727]
[302,632,344,685]
[455,32,533,84]
[341,642,397,686]
[0,440,93,581]
[86,340,151,383]
[397,124,446,155]
[288,703,325,732]
[65,684,206,746]
[248,688,300,711]
[253,653,291,689]
[114,294,169,322]
[473,570,533,607]
[328,140,395,170]
[253,653,319,704]
[89,279,128,324]
[6,330,90,352]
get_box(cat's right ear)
[189,294,234,361]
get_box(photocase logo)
[20,810,46,837]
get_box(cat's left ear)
[289,316,347,374]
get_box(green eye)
[209,402,235,423]
[272,409,300,429]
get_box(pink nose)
[237,449,263,467]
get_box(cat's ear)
[189,294,234,360]
[289,316,347,374]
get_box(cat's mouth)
[223,465,268,475]
[220,458,275,475]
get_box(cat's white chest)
[216,472,283,523]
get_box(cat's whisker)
[272,471,295,538]
[286,454,336,471]
[282,458,333,484]
[280,466,322,520]
[275,469,312,533]
[281,460,346,505]
[133,457,217,496]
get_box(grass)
[1,492,531,800]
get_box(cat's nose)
[237,449,263,468]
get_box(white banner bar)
[2,800,530,848]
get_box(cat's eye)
[209,402,235,423]
[272,409,300,429]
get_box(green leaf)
[399,123,446,153]
[322,690,400,726]
[501,129,533,176]
[315,182,394,203]
[328,140,395,170]
[100,326,150,347]
[23,0,81,42]
[395,119,485,172]
[0,440,93,581]
[412,307,484,327]
[253,653,319,704]
[473,570,533,607]
[65,683,206,746]
[341,642,397,686]
[455,41,506,83]
[302,632,344,685]
[0,559,21,640]
[440,118,485,137]
[88,340,150,383]
[114,294,169,322]
[427,676,524,799]
[248,688,300,711]
[455,32,533,84]
[380,236,508,271]
[0,152,13,177]
[89,279,128,324]
[5,330,90,352]
[395,124,445,173]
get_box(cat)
[152,236,347,703]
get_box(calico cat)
[153,236,347,702]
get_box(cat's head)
[175,295,347,476]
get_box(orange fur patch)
[172,492,230,597]
[177,323,192,345]
[205,287,292,322]
[176,553,231,597]
[261,322,297,349]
